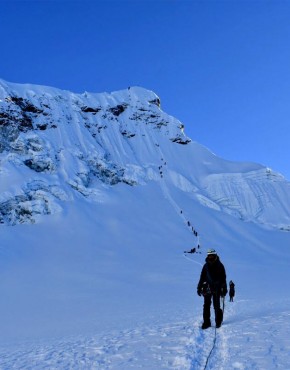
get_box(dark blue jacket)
[197,256,227,294]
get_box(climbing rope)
[183,253,203,267]
[203,296,225,370]
[203,326,217,370]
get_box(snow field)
[0,298,289,369]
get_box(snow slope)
[0,79,290,369]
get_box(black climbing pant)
[203,293,223,325]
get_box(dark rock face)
[1,191,49,225]
[37,123,48,130]
[108,104,127,116]
[149,98,161,107]
[0,180,67,225]
[8,96,44,114]
[0,94,55,153]
[121,131,135,138]
[81,106,101,113]
[0,106,33,132]
[24,157,54,173]
[0,195,35,225]
[171,137,191,145]
[87,157,136,186]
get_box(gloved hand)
[221,286,228,297]
[197,287,202,296]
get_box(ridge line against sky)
[1,0,290,180]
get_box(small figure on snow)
[184,247,196,254]
[229,280,235,302]
[197,249,227,329]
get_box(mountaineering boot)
[215,308,223,328]
[201,321,211,330]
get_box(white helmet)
[207,248,217,256]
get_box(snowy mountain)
[1,79,290,230]
[0,79,290,369]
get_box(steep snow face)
[0,79,290,230]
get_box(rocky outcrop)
[171,137,191,145]
[0,94,55,153]
[81,106,101,113]
[0,181,66,225]
[108,104,127,116]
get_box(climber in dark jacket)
[229,280,235,302]
[197,249,227,329]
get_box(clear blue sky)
[1,0,290,179]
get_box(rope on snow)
[203,297,225,370]
[203,327,217,370]
[183,253,203,267]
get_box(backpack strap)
[205,263,213,286]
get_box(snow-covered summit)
[0,78,290,230]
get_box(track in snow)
[0,320,217,370]
[0,300,289,369]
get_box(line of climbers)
[158,157,167,179]
[181,210,201,253]
[157,157,199,247]
[158,156,203,257]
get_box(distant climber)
[197,249,227,329]
[229,280,235,302]
[184,247,196,254]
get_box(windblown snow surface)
[0,79,290,369]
